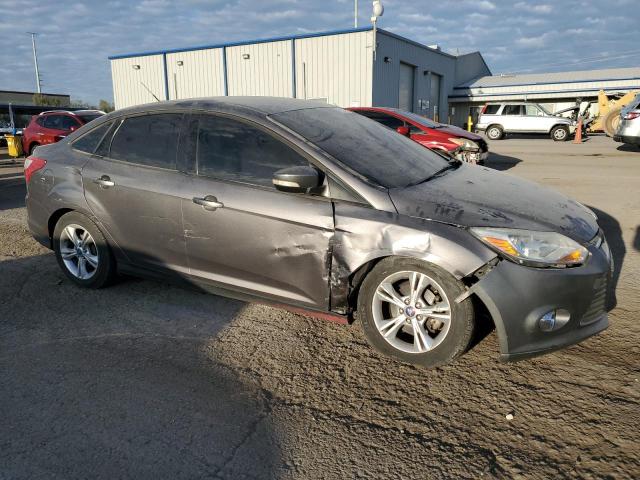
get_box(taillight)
[24,156,47,184]
[623,111,640,120]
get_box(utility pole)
[27,32,41,94]
[354,0,358,28]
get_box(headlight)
[470,227,589,267]
[448,137,479,150]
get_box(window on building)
[195,114,309,188]
[109,113,182,169]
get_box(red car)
[348,107,489,164]
[22,110,104,156]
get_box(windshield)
[77,113,103,124]
[270,107,448,188]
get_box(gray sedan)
[24,97,611,367]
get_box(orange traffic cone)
[573,119,583,144]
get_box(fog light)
[538,309,570,332]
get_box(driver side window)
[194,114,309,189]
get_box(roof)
[109,96,335,118]
[108,27,373,60]
[457,67,640,89]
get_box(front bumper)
[468,238,612,361]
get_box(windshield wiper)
[405,159,462,187]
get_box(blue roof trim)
[449,85,640,99]
[108,26,373,60]
[455,76,640,89]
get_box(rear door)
[82,112,190,275]
[501,104,524,131]
[180,113,334,309]
[522,104,549,132]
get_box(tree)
[33,93,65,107]
[98,99,115,113]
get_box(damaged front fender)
[330,203,497,314]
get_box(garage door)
[399,63,415,112]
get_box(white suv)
[476,103,576,141]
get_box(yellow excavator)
[592,89,640,136]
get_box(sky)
[0,0,638,105]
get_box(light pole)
[27,32,41,94]
[371,1,384,60]
[354,0,358,28]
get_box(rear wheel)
[53,211,116,288]
[357,257,475,368]
[551,125,569,141]
[486,125,504,140]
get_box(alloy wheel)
[371,270,452,354]
[59,224,99,280]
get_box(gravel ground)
[0,136,638,479]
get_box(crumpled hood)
[389,164,598,243]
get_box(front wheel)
[53,211,116,288]
[357,257,475,368]
[551,125,569,141]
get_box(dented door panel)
[183,177,334,309]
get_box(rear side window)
[194,114,308,188]
[72,122,112,154]
[60,115,80,130]
[109,113,182,170]
[483,105,500,115]
[356,111,404,130]
[503,105,523,115]
[36,116,46,127]
[43,115,64,129]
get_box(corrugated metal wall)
[111,55,166,109]
[166,48,225,100]
[373,32,456,121]
[226,41,293,97]
[294,31,373,107]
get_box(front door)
[180,113,334,309]
[82,112,189,274]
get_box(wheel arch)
[48,208,75,248]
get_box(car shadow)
[0,253,281,478]
[484,152,522,171]
[634,226,640,251]
[616,143,640,152]
[589,207,625,310]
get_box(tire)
[357,257,475,368]
[53,211,116,288]
[486,125,504,140]
[551,125,569,142]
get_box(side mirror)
[273,165,323,193]
[396,125,410,136]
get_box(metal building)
[109,27,490,123]
[450,67,640,124]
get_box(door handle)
[93,176,115,188]
[193,195,224,211]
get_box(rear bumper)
[468,239,612,361]
[26,191,52,249]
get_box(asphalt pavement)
[0,136,638,479]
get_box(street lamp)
[371,1,384,60]
[27,32,42,94]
